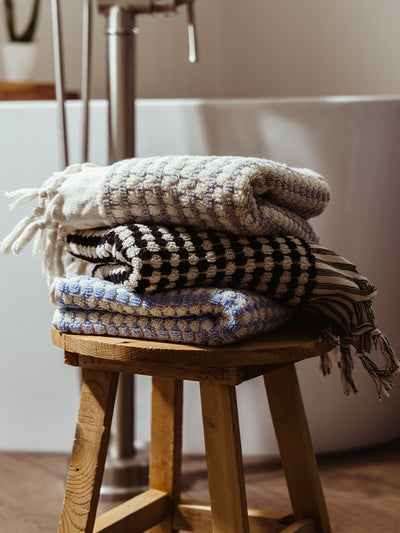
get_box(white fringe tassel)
[0,164,88,282]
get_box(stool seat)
[52,326,334,533]
[52,326,329,385]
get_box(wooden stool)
[52,326,334,533]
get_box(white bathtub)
[0,96,399,455]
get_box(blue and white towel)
[51,275,294,346]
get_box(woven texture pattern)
[51,275,294,345]
[0,155,330,280]
[100,156,330,240]
[67,223,316,305]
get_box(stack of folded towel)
[1,155,398,396]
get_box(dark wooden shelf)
[0,81,79,101]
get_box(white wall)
[1,0,400,98]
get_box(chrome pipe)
[106,6,136,460]
[106,6,136,163]
[50,0,69,168]
[81,0,93,162]
[100,7,147,498]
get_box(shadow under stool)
[52,326,335,533]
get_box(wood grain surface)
[1,442,399,532]
[180,442,400,533]
[52,327,334,368]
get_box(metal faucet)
[50,0,199,499]
[99,0,198,163]
[98,0,198,63]
[51,0,198,165]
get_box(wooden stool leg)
[148,377,183,533]
[200,382,250,533]
[263,364,331,533]
[58,369,119,533]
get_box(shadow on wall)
[186,96,400,454]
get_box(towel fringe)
[33,224,48,254]
[5,188,42,209]
[40,226,68,282]
[0,212,37,254]
[320,328,399,398]
[55,231,68,278]
[319,352,332,376]
[338,345,358,396]
[11,219,45,255]
[1,164,90,279]
[360,348,399,399]
[309,243,399,397]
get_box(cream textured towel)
[0,156,330,280]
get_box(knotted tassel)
[43,226,61,282]
[11,219,45,255]
[33,223,48,254]
[0,212,37,254]
[360,332,400,399]
[337,345,358,395]
[308,242,399,397]
[5,188,42,209]
[1,163,91,280]
[55,231,67,278]
[361,354,397,399]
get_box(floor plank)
[0,440,399,532]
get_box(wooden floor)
[0,440,399,532]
